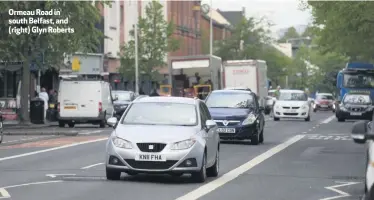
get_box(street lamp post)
[134,1,139,94]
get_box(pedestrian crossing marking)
[305,134,352,141]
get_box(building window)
[120,5,124,24]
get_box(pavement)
[0,112,367,200]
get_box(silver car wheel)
[202,155,207,179]
[216,151,219,173]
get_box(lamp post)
[134,1,139,94]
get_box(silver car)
[105,97,220,182]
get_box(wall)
[104,1,120,58]
[169,1,202,57]
[200,15,231,54]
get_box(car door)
[199,102,217,165]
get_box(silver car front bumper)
[105,140,204,173]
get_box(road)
[0,112,366,200]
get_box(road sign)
[71,57,80,72]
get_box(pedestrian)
[149,88,160,96]
[48,89,57,104]
[38,87,49,122]
[274,85,281,99]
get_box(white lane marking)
[79,130,102,135]
[2,136,51,144]
[0,137,108,162]
[2,180,63,190]
[0,188,10,198]
[321,115,335,124]
[306,134,351,141]
[320,181,360,200]
[175,135,305,200]
[46,174,76,178]
[81,162,104,169]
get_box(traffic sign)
[72,57,80,72]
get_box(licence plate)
[135,154,166,162]
[350,112,362,116]
[64,106,76,110]
[49,104,55,108]
[289,109,297,113]
[321,105,328,108]
[217,128,236,133]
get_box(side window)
[199,103,208,127]
[201,102,211,120]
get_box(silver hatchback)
[105,97,220,182]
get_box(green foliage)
[306,1,374,61]
[0,1,106,69]
[214,16,271,61]
[277,27,300,43]
[119,0,180,81]
[0,1,107,122]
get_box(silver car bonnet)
[114,124,200,143]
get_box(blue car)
[205,89,265,145]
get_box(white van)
[57,80,114,127]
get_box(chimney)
[242,7,245,16]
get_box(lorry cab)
[57,79,114,128]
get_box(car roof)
[212,89,252,94]
[316,93,332,96]
[112,90,133,93]
[134,96,198,105]
[224,87,251,90]
[280,89,304,93]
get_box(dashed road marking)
[81,162,104,169]
[79,130,103,135]
[1,136,52,144]
[0,180,63,198]
[175,135,305,200]
[321,115,335,124]
[306,134,351,141]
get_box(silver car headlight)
[242,113,256,125]
[170,139,196,150]
[112,137,133,149]
[120,105,128,109]
[301,105,308,109]
[275,105,281,109]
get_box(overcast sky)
[202,0,312,32]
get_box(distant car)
[112,91,136,120]
[351,120,374,197]
[336,93,373,122]
[105,97,220,182]
[313,93,334,112]
[265,89,276,115]
[273,89,311,121]
[205,89,265,145]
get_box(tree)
[278,27,300,43]
[306,1,374,61]
[119,0,180,82]
[0,1,107,123]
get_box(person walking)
[38,88,49,122]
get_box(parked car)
[351,120,374,197]
[58,79,114,128]
[273,89,311,121]
[105,97,220,182]
[205,89,265,145]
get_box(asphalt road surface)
[0,112,366,200]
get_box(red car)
[313,93,335,112]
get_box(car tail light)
[57,102,60,112]
[99,102,102,112]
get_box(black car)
[336,93,373,122]
[112,91,136,120]
[205,90,265,145]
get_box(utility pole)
[134,1,139,94]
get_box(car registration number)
[64,106,76,110]
[217,128,236,133]
[289,109,297,113]
[135,154,166,162]
[320,105,328,108]
[350,112,362,116]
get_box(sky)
[201,0,312,33]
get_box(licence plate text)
[217,128,236,133]
[135,154,166,162]
[350,112,362,116]
[64,106,76,110]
